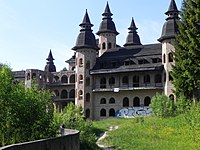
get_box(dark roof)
[72,10,99,50]
[46,49,54,61]
[96,2,119,35]
[158,0,179,42]
[66,53,75,63]
[91,43,163,74]
[166,0,178,14]
[124,18,142,47]
[45,50,56,72]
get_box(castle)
[14,0,179,120]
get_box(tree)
[0,64,56,146]
[53,103,98,150]
[172,0,200,100]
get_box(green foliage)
[93,117,200,150]
[184,102,200,142]
[150,93,176,117]
[0,64,56,146]
[172,0,200,99]
[53,103,99,150]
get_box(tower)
[72,10,99,119]
[44,49,56,83]
[158,0,179,98]
[96,2,119,57]
[124,18,142,47]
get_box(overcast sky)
[0,0,182,71]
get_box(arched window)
[61,90,68,98]
[163,54,166,63]
[133,75,139,87]
[79,58,83,67]
[108,42,112,49]
[169,72,173,81]
[78,90,83,100]
[85,109,90,118]
[123,97,129,107]
[122,76,129,85]
[54,76,59,82]
[144,96,151,106]
[169,52,173,62]
[100,77,106,88]
[86,93,90,102]
[69,74,75,83]
[102,42,106,49]
[32,73,36,79]
[86,61,90,69]
[109,77,115,86]
[100,98,106,104]
[100,109,106,117]
[109,108,115,117]
[144,75,150,84]
[61,75,68,83]
[169,94,175,100]
[69,89,75,98]
[133,97,140,107]
[86,77,90,86]
[109,98,115,104]
[54,90,59,97]
[27,73,30,80]
[79,75,83,84]
[155,74,162,83]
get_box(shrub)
[53,103,99,150]
[150,93,175,117]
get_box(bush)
[150,93,176,117]
[53,103,99,150]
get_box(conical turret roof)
[45,49,56,72]
[72,10,99,50]
[124,18,142,47]
[96,2,119,35]
[158,0,179,42]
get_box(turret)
[124,18,142,47]
[72,10,98,119]
[96,2,119,56]
[158,0,179,99]
[44,49,56,72]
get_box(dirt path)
[96,126,119,150]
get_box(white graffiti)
[116,107,152,118]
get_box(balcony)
[52,97,75,102]
[93,82,163,92]
[46,82,75,87]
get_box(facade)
[14,0,179,120]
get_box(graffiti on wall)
[116,107,152,118]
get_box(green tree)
[0,64,56,146]
[150,93,176,117]
[53,103,99,150]
[172,0,200,100]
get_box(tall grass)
[93,116,200,150]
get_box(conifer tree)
[172,0,200,100]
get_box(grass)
[93,116,200,150]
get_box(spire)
[46,49,54,62]
[72,10,99,50]
[124,18,142,47]
[167,0,178,14]
[96,2,119,35]
[165,0,179,20]
[102,2,113,17]
[80,9,93,27]
[44,49,56,72]
[158,0,179,42]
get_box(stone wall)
[0,129,79,150]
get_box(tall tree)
[0,64,56,146]
[172,0,200,100]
